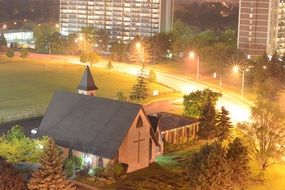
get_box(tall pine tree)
[227,138,251,189]
[198,97,217,139]
[216,106,233,142]
[28,138,75,190]
[129,75,150,102]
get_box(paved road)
[28,53,253,123]
[0,116,42,137]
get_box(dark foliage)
[216,106,233,142]
[0,157,26,190]
[227,138,251,189]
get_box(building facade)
[2,29,34,47]
[59,0,174,41]
[237,0,285,57]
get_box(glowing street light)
[134,41,145,69]
[2,24,7,30]
[136,42,142,50]
[233,65,239,73]
[189,51,200,80]
[233,65,249,96]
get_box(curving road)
[28,53,253,123]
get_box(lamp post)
[213,72,223,88]
[189,51,200,80]
[233,66,248,96]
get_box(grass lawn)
[248,162,285,190]
[0,56,172,123]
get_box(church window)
[136,116,143,128]
[98,157,104,168]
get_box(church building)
[37,66,163,173]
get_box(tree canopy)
[183,88,222,118]
[0,125,47,163]
[239,99,285,174]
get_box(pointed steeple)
[77,66,98,96]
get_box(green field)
[0,57,172,123]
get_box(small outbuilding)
[148,112,199,144]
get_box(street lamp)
[189,51,200,80]
[233,65,248,96]
[2,24,7,30]
[213,72,223,88]
[136,42,142,50]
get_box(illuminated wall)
[59,0,173,41]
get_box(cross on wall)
[133,131,145,163]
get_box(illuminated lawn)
[248,162,285,190]
[0,57,172,123]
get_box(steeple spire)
[77,66,98,96]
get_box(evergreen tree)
[129,75,150,102]
[0,33,7,49]
[6,48,15,58]
[216,106,233,142]
[0,157,26,190]
[28,138,75,190]
[198,97,217,139]
[188,143,233,190]
[227,138,251,189]
[20,48,30,59]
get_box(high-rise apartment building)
[237,0,285,57]
[59,0,174,42]
[238,0,277,57]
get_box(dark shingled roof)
[153,112,199,132]
[77,66,98,91]
[37,91,142,159]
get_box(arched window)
[136,116,143,128]
[98,157,103,168]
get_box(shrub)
[92,167,105,177]
[20,48,29,58]
[113,162,124,177]
[116,91,125,101]
[64,159,75,177]
[6,48,15,58]
[64,156,83,177]
[80,54,87,63]
[106,61,113,70]
[148,70,156,82]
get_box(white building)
[3,29,34,44]
[59,0,174,42]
